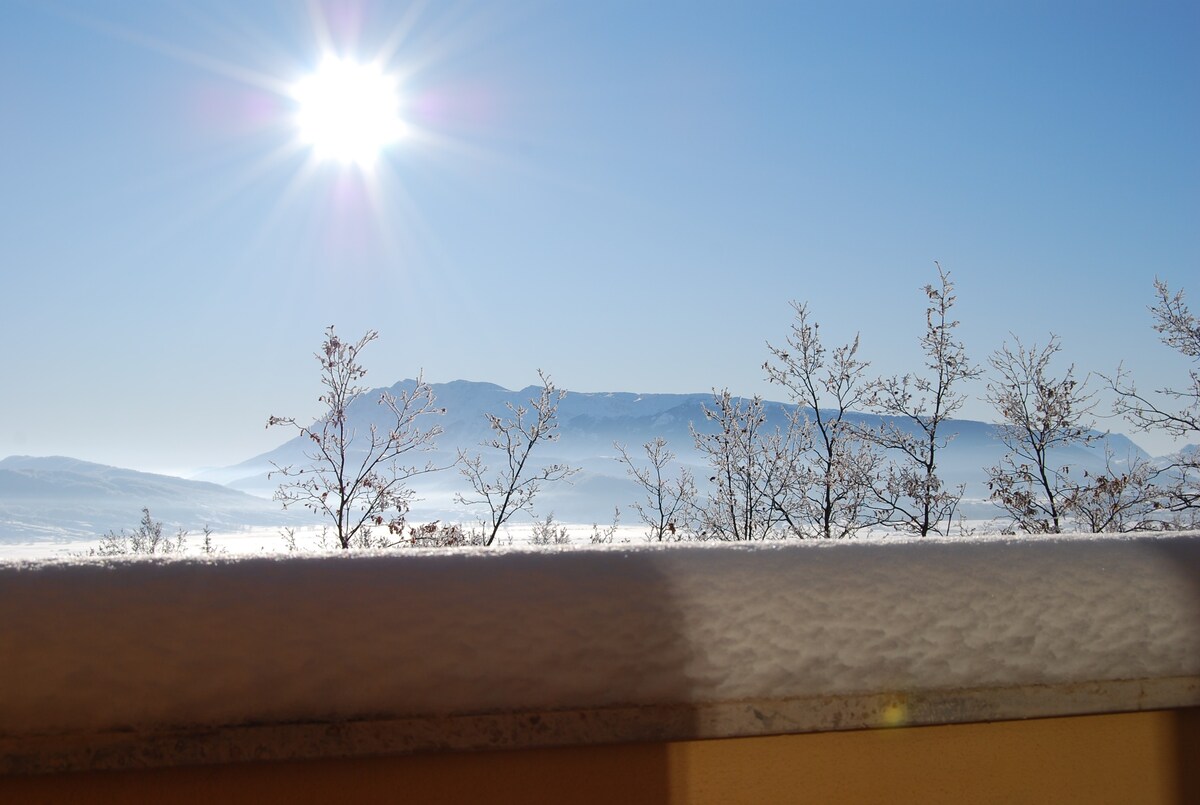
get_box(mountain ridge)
[197,378,1156,522]
[4,379,1180,539]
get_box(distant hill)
[198,379,1152,524]
[0,456,312,542]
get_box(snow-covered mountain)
[200,379,1152,523]
[5,380,1160,541]
[0,456,312,542]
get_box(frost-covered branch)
[91,507,188,556]
[615,438,697,541]
[1070,448,1169,533]
[763,302,882,538]
[867,264,981,536]
[985,335,1096,534]
[691,392,808,540]
[1105,279,1199,515]
[268,326,446,549]
[457,371,578,546]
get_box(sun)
[292,56,406,167]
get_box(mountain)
[6,381,1159,542]
[0,456,312,542]
[200,379,1152,523]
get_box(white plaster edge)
[4,675,1197,776]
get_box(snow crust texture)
[1,535,1198,736]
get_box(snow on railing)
[2,533,1198,773]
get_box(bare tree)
[1107,279,1199,513]
[868,265,981,535]
[1070,448,1167,533]
[457,371,577,546]
[691,391,810,540]
[615,438,697,541]
[92,508,187,556]
[985,336,1096,534]
[764,302,881,538]
[268,326,446,549]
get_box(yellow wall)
[4,709,1197,804]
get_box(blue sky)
[2,0,1197,473]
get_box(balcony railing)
[2,533,1198,775]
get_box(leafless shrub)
[1070,448,1169,533]
[589,508,623,544]
[92,507,187,556]
[280,527,300,552]
[530,512,571,545]
[985,336,1096,533]
[615,438,697,541]
[457,371,578,546]
[692,391,809,540]
[198,524,224,555]
[404,521,484,548]
[268,326,446,549]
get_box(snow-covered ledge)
[2,534,1199,774]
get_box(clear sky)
[2,0,1197,474]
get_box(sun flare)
[292,56,405,166]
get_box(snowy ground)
[0,523,649,560]
[0,519,1026,560]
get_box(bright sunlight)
[292,56,406,167]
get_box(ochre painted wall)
[4,709,1198,804]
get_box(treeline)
[617,270,1198,540]
[99,269,1200,554]
[269,267,1197,547]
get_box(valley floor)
[0,518,1052,560]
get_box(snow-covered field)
[0,517,1023,561]
[0,523,648,560]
